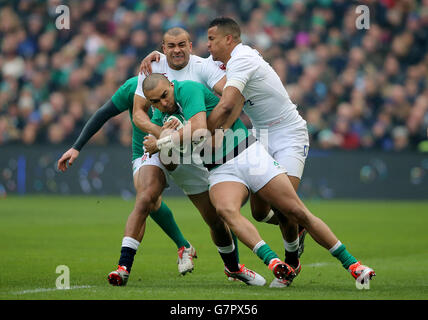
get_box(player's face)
[162,33,192,70]
[207,26,228,62]
[146,81,177,114]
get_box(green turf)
[0,196,427,300]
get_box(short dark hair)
[163,27,191,43]
[142,73,170,94]
[209,17,241,41]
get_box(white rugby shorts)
[132,152,209,195]
[252,122,310,179]
[208,141,287,193]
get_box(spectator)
[0,0,426,152]
[392,126,410,151]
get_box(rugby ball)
[166,115,186,130]
[165,115,187,154]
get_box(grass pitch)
[0,196,427,300]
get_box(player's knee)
[215,205,239,224]
[280,201,309,226]
[135,191,158,215]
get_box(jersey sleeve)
[201,56,226,89]
[224,55,257,93]
[177,82,207,120]
[134,54,167,98]
[135,72,146,98]
[112,77,138,111]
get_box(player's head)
[207,17,241,63]
[162,27,192,71]
[143,73,177,114]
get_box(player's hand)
[57,148,79,172]
[162,118,180,131]
[143,135,159,156]
[139,51,161,76]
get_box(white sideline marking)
[12,285,92,295]
[305,262,331,267]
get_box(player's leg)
[251,184,300,267]
[209,181,295,282]
[273,175,301,269]
[255,125,309,266]
[137,174,196,276]
[147,200,191,250]
[124,165,166,240]
[272,143,309,264]
[108,150,170,285]
[186,192,244,277]
[256,173,375,283]
[250,194,278,224]
[266,175,303,288]
[108,164,167,286]
[285,175,307,259]
[168,164,251,283]
[250,176,304,268]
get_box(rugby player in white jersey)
[117,27,265,286]
[206,17,375,288]
[138,28,304,284]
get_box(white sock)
[284,237,299,252]
[217,242,235,254]
[252,240,266,254]
[328,240,342,254]
[260,210,275,223]
[122,236,140,251]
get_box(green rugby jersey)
[151,80,251,169]
[111,76,154,160]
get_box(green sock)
[330,242,358,270]
[149,201,190,249]
[253,241,279,266]
[231,231,240,264]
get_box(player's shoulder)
[189,54,224,70]
[230,44,260,61]
[118,76,139,93]
[228,44,263,70]
[176,79,205,91]
[151,53,168,72]
[189,54,205,64]
[123,75,139,86]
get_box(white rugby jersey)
[135,53,225,98]
[224,43,305,129]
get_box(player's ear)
[189,41,193,52]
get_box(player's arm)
[207,85,245,133]
[212,76,226,96]
[202,56,226,96]
[132,94,162,138]
[57,99,121,172]
[208,55,254,132]
[144,112,207,155]
[139,51,162,76]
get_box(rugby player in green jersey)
[143,74,298,284]
[58,76,198,283]
[58,75,265,286]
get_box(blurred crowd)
[1,0,428,152]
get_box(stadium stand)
[1,0,427,151]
